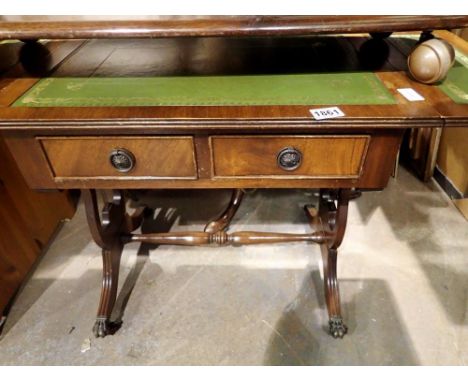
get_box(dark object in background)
[19,41,51,76]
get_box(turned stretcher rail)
[123,230,332,246]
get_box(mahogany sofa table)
[0,16,467,339]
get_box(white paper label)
[397,88,425,102]
[309,107,345,120]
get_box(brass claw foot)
[328,316,348,339]
[307,189,355,339]
[93,318,109,338]
[93,318,122,338]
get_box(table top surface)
[0,31,467,132]
[1,30,466,193]
[0,16,468,40]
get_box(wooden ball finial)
[408,38,455,84]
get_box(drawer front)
[211,135,369,178]
[40,136,197,179]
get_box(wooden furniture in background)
[0,137,76,318]
[399,30,468,182]
[434,31,468,219]
[0,39,76,323]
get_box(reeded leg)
[204,189,244,233]
[93,239,123,337]
[83,189,126,338]
[321,247,347,338]
[306,189,358,338]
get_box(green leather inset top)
[13,72,396,107]
[438,53,468,104]
[375,34,468,104]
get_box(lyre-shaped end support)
[204,189,244,233]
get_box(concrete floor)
[0,167,467,365]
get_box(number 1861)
[310,107,345,120]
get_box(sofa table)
[0,16,467,339]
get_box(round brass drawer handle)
[109,148,136,173]
[277,147,302,171]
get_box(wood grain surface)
[0,33,466,191]
[0,137,75,314]
[0,16,467,40]
[40,136,197,179]
[0,35,447,130]
[211,135,369,178]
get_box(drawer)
[39,136,197,179]
[211,135,370,178]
